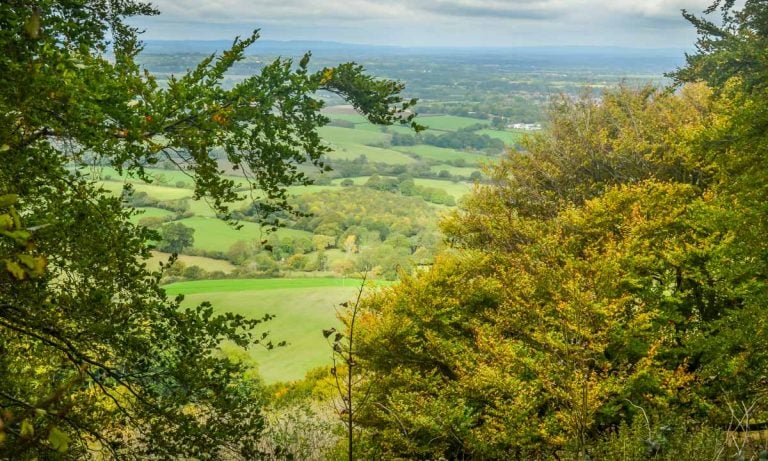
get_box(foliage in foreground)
[0,0,417,458]
[350,2,768,457]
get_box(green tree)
[158,222,195,254]
[0,1,418,458]
[671,0,768,410]
[353,81,768,457]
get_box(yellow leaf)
[24,11,41,40]
[48,427,69,453]
[5,260,26,280]
[320,68,334,85]
[20,419,33,438]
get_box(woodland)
[2,0,768,460]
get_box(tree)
[323,278,369,461]
[0,1,418,458]
[158,222,195,254]
[353,80,768,457]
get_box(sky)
[133,0,718,48]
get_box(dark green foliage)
[0,0,418,458]
[420,130,505,153]
[158,222,195,254]
[673,0,768,93]
[390,128,505,153]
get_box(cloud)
[137,0,715,47]
[151,0,409,23]
[415,0,562,20]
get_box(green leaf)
[0,194,18,207]
[0,215,13,230]
[3,229,31,245]
[49,427,69,452]
[18,254,45,275]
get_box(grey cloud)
[137,0,715,47]
[416,0,559,20]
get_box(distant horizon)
[141,38,692,52]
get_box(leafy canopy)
[353,2,768,452]
[0,0,418,459]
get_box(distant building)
[509,123,542,131]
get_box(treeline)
[349,174,456,206]
[390,128,505,153]
[315,155,483,183]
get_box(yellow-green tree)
[354,74,768,457]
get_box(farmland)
[164,278,383,382]
[84,53,531,387]
[96,110,505,382]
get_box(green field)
[476,129,526,146]
[318,125,391,146]
[414,178,473,199]
[326,113,368,124]
[100,180,195,201]
[164,278,379,383]
[146,251,237,273]
[130,207,175,223]
[89,166,248,190]
[177,217,313,253]
[327,114,416,135]
[326,143,415,164]
[391,144,492,165]
[355,123,416,135]
[419,115,489,132]
[164,277,358,296]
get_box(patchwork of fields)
[100,109,522,383]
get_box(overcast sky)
[133,0,717,48]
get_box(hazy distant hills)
[141,39,687,73]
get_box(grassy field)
[327,114,416,135]
[355,123,416,135]
[177,217,313,253]
[100,180,195,201]
[130,207,175,223]
[318,126,391,146]
[476,129,526,146]
[146,251,237,273]
[391,145,492,165]
[414,178,473,199]
[419,115,489,132]
[326,113,368,124]
[89,166,248,189]
[164,278,381,383]
[164,278,359,296]
[326,143,415,164]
